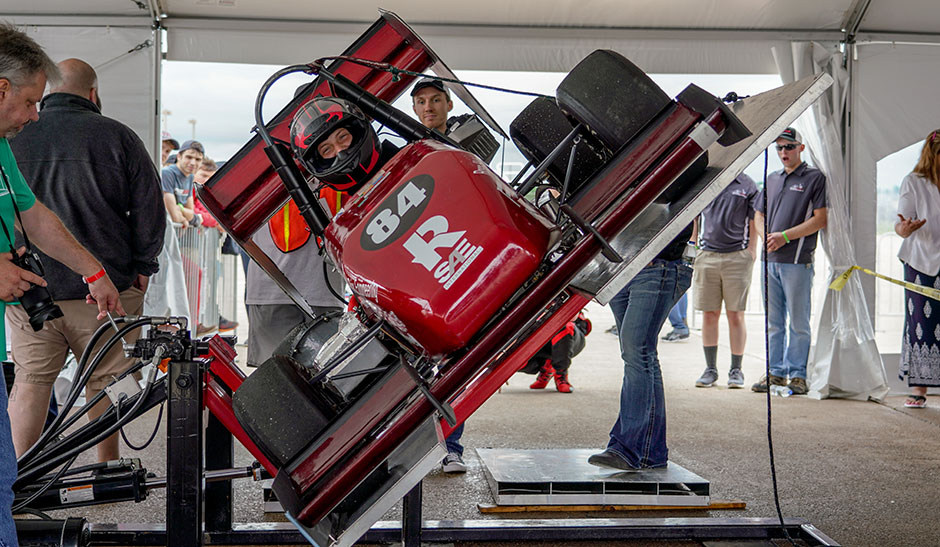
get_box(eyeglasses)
[775,143,799,151]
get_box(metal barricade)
[175,224,221,334]
[218,253,240,326]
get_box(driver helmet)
[290,96,381,193]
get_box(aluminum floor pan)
[571,72,834,304]
[478,448,709,507]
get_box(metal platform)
[479,448,709,507]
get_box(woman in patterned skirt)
[896,130,940,408]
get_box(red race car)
[197,10,829,547]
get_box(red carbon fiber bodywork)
[324,141,556,357]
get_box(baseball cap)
[179,140,205,155]
[777,127,801,143]
[410,77,449,98]
[161,131,179,150]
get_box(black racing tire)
[509,96,606,192]
[232,354,336,469]
[556,50,672,152]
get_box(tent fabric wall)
[167,20,789,74]
[774,42,889,401]
[13,23,157,160]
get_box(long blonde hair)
[913,130,940,190]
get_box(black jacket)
[10,93,165,300]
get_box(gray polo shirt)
[160,164,193,205]
[754,162,827,264]
[698,173,757,253]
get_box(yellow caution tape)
[830,265,940,301]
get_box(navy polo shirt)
[698,173,757,253]
[754,162,827,264]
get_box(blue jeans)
[0,372,18,546]
[607,260,692,469]
[445,423,464,456]
[763,262,814,380]
[667,292,689,333]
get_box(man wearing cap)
[162,139,204,228]
[409,78,501,474]
[751,127,827,395]
[410,77,479,474]
[411,78,453,135]
[161,131,179,166]
[7,57,165,464]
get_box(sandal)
[904,395,927,409]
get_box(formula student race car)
[196,10,831,547]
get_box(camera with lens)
[12,250,63,331]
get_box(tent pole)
[147,1,164,165]
[842,0,878,326]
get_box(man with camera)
[7,56,163,464]
[0,24,125,544]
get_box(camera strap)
[0,164,35,253]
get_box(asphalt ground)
[25,301,940,547]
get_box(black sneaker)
[727,368,745,388]
[695,368,718,387]
[587,449,638,471]
[442,452,467,474]
[661,329,690,342]
[751,374,786,393]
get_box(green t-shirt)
[0,138,37,355]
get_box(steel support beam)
[166,360,204,546]
[88,518,840,546]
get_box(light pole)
[188,118,197,140]
[161,109,172,132]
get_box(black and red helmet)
[290,96,381,193]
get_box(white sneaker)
[442,452,467,474]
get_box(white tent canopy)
[4,1,939,390]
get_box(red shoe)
[554,371,573,393]
[530,364,554,389]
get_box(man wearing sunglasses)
[751,127,827,395]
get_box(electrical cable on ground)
[761,147,798,546]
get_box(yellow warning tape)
[829,265,940,301]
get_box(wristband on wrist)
[82,268,106,284]
[781,231,790,244]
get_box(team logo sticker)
[360,175,434,251]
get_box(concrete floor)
[34,301,939,547]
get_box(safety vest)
[268,188,348,253]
